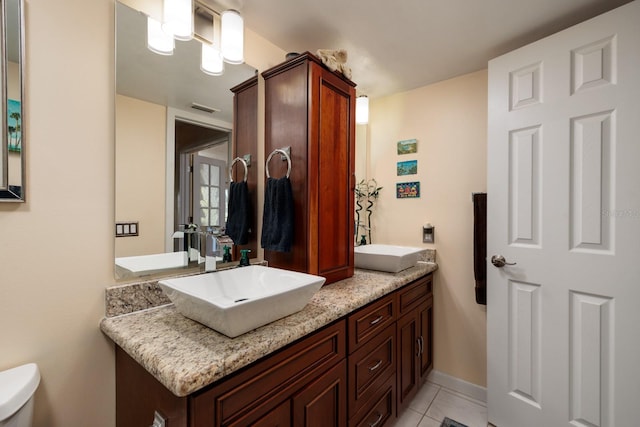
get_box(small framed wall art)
[397,160,417,176]
[397,138,417,155]
[396,181,420,198]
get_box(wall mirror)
[115,1,257,281]
[0,0,24,202]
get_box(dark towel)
[261,177,294,252]
[225,181,251,245]
[472,193,487,305]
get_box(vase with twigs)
[354,178,382,245]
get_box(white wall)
[0,1,285,426]
[115,94,166,257]
[0,1,116,426]
[368,69,488,386]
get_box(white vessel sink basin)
[115,251,189,279]
[354,244,426,273]
[158,265,326,337]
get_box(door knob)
[491,255,516,268]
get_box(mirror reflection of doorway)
[174,119,230,251]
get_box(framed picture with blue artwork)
[7,99,21,153]
[397,160,417,176]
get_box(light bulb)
[163,0,193,41]
[201,43,224,76]
[147,16,174,55]
[356,95,369,124]
[221,10,244,64]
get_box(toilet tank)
[0,363,40,427]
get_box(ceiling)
[117,0,633,118]
[116,2,257,123]
[237,0,632,97]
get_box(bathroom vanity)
[101,263,437,427]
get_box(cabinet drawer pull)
[368,359,383,372]
[369,412,383,427]
[369,315,384,326]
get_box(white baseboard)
[427,369,487,404]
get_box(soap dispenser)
[239,249,251,267]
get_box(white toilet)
[0,364,40,427]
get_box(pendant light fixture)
[147,16,174,55]
[201,43,224,76]
[356,95,369,124]
[163,0,194,41]
[145,1,245,77]
[220,9,244,64]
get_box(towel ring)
[229,157,249,183]
[265,148,292,179]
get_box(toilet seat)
[0,364,40,421]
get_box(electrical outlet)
[422,223,434,243]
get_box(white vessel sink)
[158,265,326,337]
[354,244,426,273]
[115,251,189,279]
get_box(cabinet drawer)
[348,293,395,353]
[397,274,433,316]
[349,374,395,427]
[191,320,346,426]
[348,323,395,418]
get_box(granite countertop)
[100,262,438,397]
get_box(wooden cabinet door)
[310,63,355,284]
[250,400,291,427]
[396,310,419,414]
[418,296,433,380]
[293,360,347,427]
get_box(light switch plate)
[116,221,139,237]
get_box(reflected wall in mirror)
[115,1,257,281]
[0,0,24,201]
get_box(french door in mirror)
[0,0,24,201]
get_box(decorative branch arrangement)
[354,178,382,245]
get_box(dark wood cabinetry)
[191,321,345,427]
[346,292,396,427]
[396,276,434,414]
[262,53,356,285]
[230,76,258,258]
[115,274,433,427]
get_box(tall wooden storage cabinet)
[262,52,356,284]
[230,75,258,258]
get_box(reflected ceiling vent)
[191,102,221,113]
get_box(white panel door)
[487,2,640,426]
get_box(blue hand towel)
[261,177,294,252]
[225,181,251,245]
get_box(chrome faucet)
[178,223,200,263]
[198,227,236,272]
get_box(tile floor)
[389,381,488,427]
